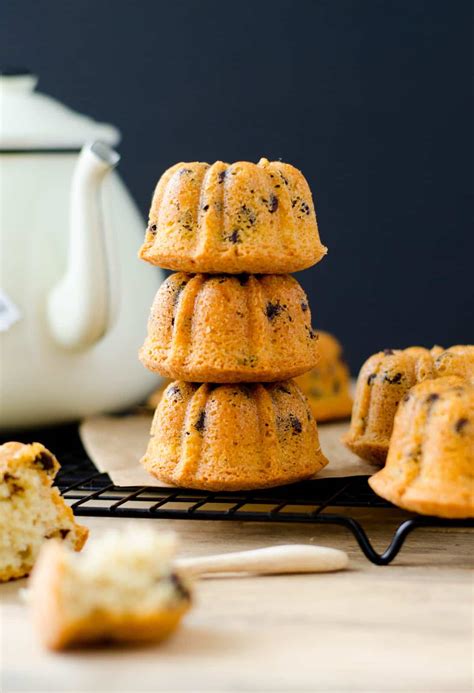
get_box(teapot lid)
[0,68,120,150]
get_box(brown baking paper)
[79,413,378,487]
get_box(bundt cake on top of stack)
[369,376,474,518]
[139,158,327,274]
[138,158,328,490]
[343,345,474,465]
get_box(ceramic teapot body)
[0,72,162,429]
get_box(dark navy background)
[2,0,472,371]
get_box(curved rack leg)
[313,515,415,565]
[314,515,474,565]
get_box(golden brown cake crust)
[369,377,474,518]
[0,442,88,581]
[29,540,190,650]
[139,159,327,274]
[344,345,474,464]
[344,346,443,464]
[142,380,328,491]
[140,273,318,382]
[295,331,352,421]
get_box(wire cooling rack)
[4,424,473,566]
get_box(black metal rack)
[4,425,473,566]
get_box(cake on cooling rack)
[141,380,328,491]
[369,376,474,518]
[343,345,474,464]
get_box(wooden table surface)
[1,509,473,692]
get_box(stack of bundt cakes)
[138,159,328,490]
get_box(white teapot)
[0,69,163,430]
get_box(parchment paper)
[79,413,378,487]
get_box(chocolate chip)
[59,529,70,539]
[289,414,302,434]
[426,393,439,405]
[149,224,157,234]
[300,302,308,312]
[227,229,241,244]
[218,170,226,183]
[3,473,23,494]
[34,452,56,472]
[384,372,402,384]
[202,204,209,211]
[367,373,377,385]
[265,301,282,320]
[300,201,310,215]
[194,410,206,433]
[455,418,468,434]
[268,194,278,213]
[170,573,191,601]
[383,348,394,356]
[168,384,181,398]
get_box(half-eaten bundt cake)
[139,158,327,274]
[369,377,474,518]
[140,273,318,382]
[141,380,328,490]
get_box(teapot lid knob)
[0,67,38,92]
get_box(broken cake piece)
[29,527,192,649]
[0,442,88,581]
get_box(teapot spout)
[47,141,120,350]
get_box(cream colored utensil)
[176,544,349,577]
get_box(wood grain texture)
[1,510,472,692]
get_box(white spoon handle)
[175,544,348,577]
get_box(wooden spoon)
[176,544,349,577]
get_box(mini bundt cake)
[142,380,328,491]
[295,331,352,421]
[139,158,327,274]
[344,345,473,464]
[344,346,443,464]
[140,273,318,382]
[434,345,474,382]
[369,377,474,518]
